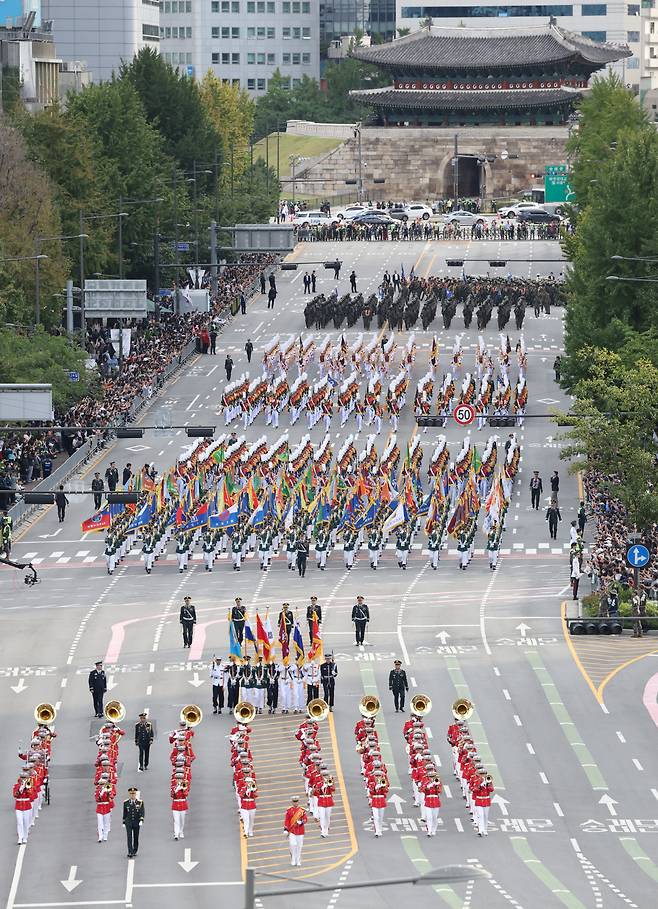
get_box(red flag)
[81,510,111,533]
[256,612,271,662]
[308,611,322,661]
[279,611,290,665]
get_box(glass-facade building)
[320,0,396,45]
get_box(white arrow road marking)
[10,678,27,694]
[516,623,531,637]
[598,794,618,816]
[61,865,82,892]
[435,630,451,644]
[188,672,204,688]
[491,793,510,816]
[38,529,62,539]
[389,793,406,815]
[178,848,199,873]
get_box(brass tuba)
[452,698,474,721]
[358,695,380,718]
[180,705,203,727]
[234,701,256,725]
[307,698,329,721]
[34,703,56,725]
[411,694,432,717]
[104,700,126,723]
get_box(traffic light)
[417,416,444,427]
[324,261,341,270]
[186,426,215,437]
[23,492,55,505]
[108,492,139,505]
[446,260,464,268]
[116,428,144,439]
[281,263,298,271]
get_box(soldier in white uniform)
[279,665,294,714]
[202,535,215,572]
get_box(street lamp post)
[243,864,488,909]
[116,196,164,279]
[79,209,129,324]
[353,123,364,202]
[34,232,88,327]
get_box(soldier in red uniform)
[14,773,33,844]
[283,796,307,867]
[420,770,443,836]
[237,778,257,838]
[171,773,190,840]
[368,770,388,837]
[472,771,494,836]
[95,779,114,842]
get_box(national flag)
[264,612,275,656]
[81,509,111,533]
[166,473,177,499]
[182,501,209,531]
[308,611,322,661]
[293,623,305,667]
[244,619,258,654]
[129,497,154,530]
[382,500,407,536]
[142,472,155,493]
[430,336,438,362]
[418,491,433,517]
[229,619,242,661]
[256,612,272,662]
[249,493,270,527]
[209,500,240,528]
[279,610,290,665]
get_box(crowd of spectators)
[0,255,274,507]
[297,220,565,243]
[584,470,658,599]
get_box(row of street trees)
[560,75,658,529]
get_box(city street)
[3,239,658,909]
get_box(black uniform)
[529,474,543,510]
[320,659,337,707]
[179,601,196,647]
[55,489,69,522]
[546,504,561,540]
[122,797,145,857]
[91,477,104,509]
[134,719,154,771]
[266,665,280,712]
[306,601,322,645]
[105,466,119,492]
[88,668,107,717]
[351,600,370,645]
[226,664,241,709]
[231,603,246,644]
[296,539,309,577]
[388,667,409,712]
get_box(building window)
[302,0,309,9]
[164,0,171,10]
[222,52,230,63]
[248,78,256,89]
[627,56,640,67]
[627,2,640,11]
[221,0,229,8]
[143,23,160,39]
[282,0,290,9]
[212,51,220,62]
[220,25,228,36]
[267,51,276,63]
[581,29,606,39]
[232,52,240,63]
[267,0,275,10]
[399,5,574,15]
[293,26,301,37]
[282,27,291,38]
[282,52,291,63]
[581,3,606,12]
[292,52,300,63]
[247,0,254,7]
[232,78,240,86]
[232,0,239,9]
[292,0,300,9]
[257,26,266,37]
[248,52,256,63]
[302,26,310,37]
[302,51,310,63]
[292,77,300,87]
[267,26,275,37]
[187,26,192,36]
[627,29,640,40]
[257,77,266,89]
[257,51,266,62]
[165,26,171,37]
[211,0,219,10]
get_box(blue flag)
[229,622,242,660]
[293,622,305,667]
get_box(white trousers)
[369,547,380,567]
[260,549,270,568]
[425,807,440,836]
[292,683,304,710]
[173,809,186,837]
[232,551,241,568]
[372,807,385,836]
[16,810,30,843]
[97,813,111,841]
[317,550,327,568]
[318,805,332,835]
[280,683,292,709]
[430,550,439,569]
[460,550,469,568]
[344,550,354,568]
[144,552,155,571]
[476,805,489,835]
[205,552,214,570]
[397,549,408,566]
[240,808,255,836]
[288,833,303,865]
[489,550,498,568]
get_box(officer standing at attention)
[351,595,370,647]
[306,596,322,646]
[210,657,225,715]
[122,787,145,858]
[320,654,337,711]
[389,659,409,713]
[88,660,107,718]
[231,597,246,644]
[135,712,154,772]
[91,473,104,509]
[179,596,196,648]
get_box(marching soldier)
[231,530,243,571]
[487,528,500,570]
[202,534,215,572]
[368,523,382,570]
[278,603,294,643]
[315,528,329,570]
[472,772,494,836]
[104,536,117,575]
[396,524,412,570]
[389,659,408,713]
[226,661,241,710]
[316,771,335,837]
[428,525,441,570]
[171,772,189,840]
[352,596,369,647]
[122,787,144,858]
[142,535,156,574]
[134,712,154,772]
[343,525,356,570]
[266,662,280,714]
[286,530,298,570]
[14,772,33,845]
[320,654,337,710]
[283,796,307,867]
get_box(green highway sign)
[545,164,570,203]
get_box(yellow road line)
[595,649,658,702]
[560,602,602,704]
[326,710,358,859]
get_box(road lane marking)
[619,837,658,884]
[511,837,587,909]
[632,758,644,771]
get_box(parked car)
[387,203,433,222]
[442,209,490,228]
[351,211,397,225]
[296,210,336,228]
[497,201,542,218]
[335,204,370,220]
[516,209,561,224]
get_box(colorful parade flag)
[308,611,322,661]
[244,619,258,654]
[229,618,242,661]
[279,611,290,665]
[81,509,111,533]
[293,623,305,668]
[256,612,272,662]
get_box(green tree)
[324,57,388,120]
[0,328,97,411]
[559,348,658,531]
[253,70,294,139]
[120,49,217,175]
[563,127,658,386]
[199,71,254,187]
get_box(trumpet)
[484,773,493,786]
[410,694,432,717]
[234,701,256,725]
[104,700,126,723]
[452,698,474,721]
[322,776,334,790]
[34,703,57,725]
[358,695,380,718]
[307,698,329,721]
[180,705,203,727]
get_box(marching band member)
[368,770,388,837]
[238,777,257,838]
[316,771,334,837]
[96,778,114,842]
[171,772,189,840]
[420,769,442,836]
[283,796,307,867]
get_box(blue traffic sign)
[176,242,190,252]
[627,544,650,568]
[68,371,80,382]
